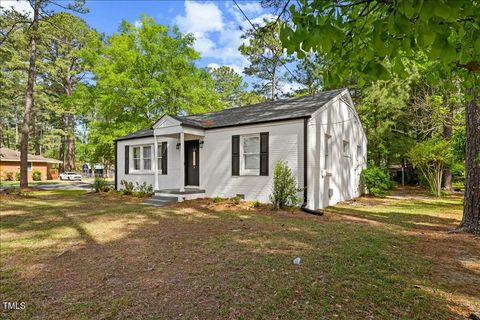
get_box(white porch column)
[153,135,159,191]
[179,132,185,192]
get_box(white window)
[27,162,32,171]
[240,134,260,175]
[324,134,331,170]
[357,145,362,163]
[343,140,350,157]
[143,146,152,170]
[132,147,141,170]
[131,145,152,172]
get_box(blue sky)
[2,0,300,92]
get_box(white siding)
[115,91,367,208]
[116,137,182,190]
[201,120,304,203]
[306,91,367,209]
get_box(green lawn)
[0,189,478,319]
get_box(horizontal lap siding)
[116,137,181,190]
[308,95,367,209]
[201,120,304,203]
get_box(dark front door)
[185,140,200,186]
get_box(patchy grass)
[0,188,478,319]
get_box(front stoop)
[154,188,206,202]
[143,195,178,207]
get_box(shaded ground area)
[0,188,478,319]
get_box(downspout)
[301,117,324,216]
[114,140,118,190]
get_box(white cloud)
[238,2,263,15]
[174,1,223,37]
[280,82,303,95]
[0,0,33,16]
[173,1,272,76]
[134,20,142,28]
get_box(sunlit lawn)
[0,188,478,319]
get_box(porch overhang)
[152,115,205,192]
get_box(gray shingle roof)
[116,88,346,141]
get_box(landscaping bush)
[134,182,153,197]
[212,196,224,203]
[4,172,14,181]
[32,171,42,181]
[270,161,299,209]
[230,196,241,204]
[120,180,134,195]
[93,177,107,193]
[15,172,20,181]
[361,164,393,197]
[119,180,152,197]
[250,200,260,208]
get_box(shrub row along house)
[0,147,62,181]
[115,89,367,209]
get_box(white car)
[59,172,82,181]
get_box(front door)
[185,140,199,186]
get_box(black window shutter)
[232,135,240,176]
[124,145,129,174]
[161,142,168,175]
[260,132,269,176]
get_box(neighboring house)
[115,88,367,209]
[0,147,62,181]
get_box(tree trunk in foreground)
[20,2,39,189]
[442,105,453,191]
[459,87,480,234]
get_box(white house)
[114,88,367,209]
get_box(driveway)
[0,179,113,191]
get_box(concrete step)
[143,195,178,207]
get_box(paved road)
[34,182,94,190]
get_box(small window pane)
[133,147,140,159]
[244,154,260,169]
[143,146,151,159]
[133,159,140,170]
[143,159,151,170]
[343,141,349,156]
[243,136,259,153]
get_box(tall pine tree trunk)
[20,2,39,189]
[31,110,41,155]
[442,104,453,191]
[65,114,75,171]
[64,80,75,172]
[459,87,480,234]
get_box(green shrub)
[120,180,134,195]
[230,196,241,204]
[15,172,20,181]
[361,164,393,197]
[119,180,152,197]
[4,172,14,181]
[135,182,153,196]
[270,161,299,209]
[93,177,107,193]
[32,170,41,181]
[212,196,224,203]
[250,200,261,208]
